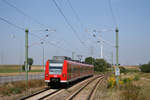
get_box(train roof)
[67,60,94,67]
[52,56,71,61]
[49,56,93,66]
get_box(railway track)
[87,76,104,100]
[66,75,104,100]
[19,88,63,100]
[19,74,105,100]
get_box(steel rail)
[19,88,61,100]
[38,89,61,100]
[19,88,49,100]
[87,76,104,100]
[66,75,104,100]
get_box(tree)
[107,62,112,68]
[85,57,95,64]
[28,58,33,70]
[22,58,34,71]
[85,57,111,72]
[140,62,150,73]
[119,66,127,74]
[94,59,107,72]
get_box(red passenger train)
[45,56,94,86]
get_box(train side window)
[67,64,71,76]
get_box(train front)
[45,59,67,86]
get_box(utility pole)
[41,42,44,72]
[111,51,114,72]
[111,51,113,66]
[116,27,119,67]
[25,29,29,93]
[42,46,44,72]
[115,27,120,86]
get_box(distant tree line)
[85,57,111,72]
[140,62,150,73]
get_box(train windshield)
[49,63,63,75]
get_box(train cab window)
[49,63,63,75]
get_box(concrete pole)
[25,29,29,92]
[115,27,119,86]
[42,46,44,72]
[111,51,114,72]
[116,27,119,66]
[112,51,113,66]
[40,42,45,73]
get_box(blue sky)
[0,0,150,65]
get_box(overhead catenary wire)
[28,34,73,53]
[45,41,73,53]
[108,0,118,27]
[0,16,25,31]
[1,0,48,28]
[1,0,73,49]
[0,16,64,51]
[0,13,74,58]
[51,0,84,46]
[0,16,45,43]
[30,32,74,53]
[0,16,47,41]
[68,0,114,50]
[67,0,84,28]
[29,32,73,53]
[67,0,91,46]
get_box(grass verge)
[0,79,45,96]
[96,72,150,100]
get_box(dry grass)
[140,72,150,79]
[123,65,140,70]
[0,79,46,96]
[31,65,43,70]
[119,83,141,100]
[96,72,150,100]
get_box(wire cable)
[0,17,73,55]
[67,0,84,28]
[67,0,91,45]
[0,16,25,30]
[51,0,84,46]
[0,16,47,44]
[108,0,118,27]
[46,41,73,53]
[29,32,73,53]
[0,16,44,41]
[1,0,48,28]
